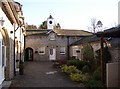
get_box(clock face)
[49,21,52,24]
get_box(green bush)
[69,56,76,60]
[85,79,103,88]
[82,65,89,73]
[93,67,101,81]
[82,44,94,62]
[70,73,88,83]
[67,59,88,70]
[61,65,80,74]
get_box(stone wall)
[25,34,70,61]
[109,48,120,62]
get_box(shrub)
[85,79,103,88]
[82,65,89,73]
[93,67,101,81]
[95,47,111,64]
[67,59,88,70]
[61,65,68,73]
[61,65,80,74]
[70,56,76,60]
[82,44,94,62]
[70,73,88,83]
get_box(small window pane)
[50,49,53,55]
[60,47,65,54]
[50,34,55,40]
[73,48,80,56]
[38,47,45,55]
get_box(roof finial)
[49,13,53,19]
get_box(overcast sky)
[16,0,119,31]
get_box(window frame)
[60,47,66,54]
[73,48,80,56]
[38,47,45,55]
[50,33,55,40]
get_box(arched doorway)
[25,47,33,61]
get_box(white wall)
[0,8,14,39]
[0,6,15,80]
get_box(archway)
[0,28,10,81]
[25,47,33,61]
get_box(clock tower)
[47,15,55,30]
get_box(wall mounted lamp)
[0,17,5,27]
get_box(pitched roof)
[70,35,100,46]
[26,29,93,36]
[25,29,50,36]
[54,29,92,36]
[96,26,120,37]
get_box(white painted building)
[0,29,6,85]
[0,0,25,86]
[0,5,13,85]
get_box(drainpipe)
[13,24,17,76]
[24,34,26,62]
[67,36,70,60]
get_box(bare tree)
[88,18,97,33]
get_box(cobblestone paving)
[9,61,85,87]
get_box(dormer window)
[50,33,55,40]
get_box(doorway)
[49,48,56,60]
[25,48,33,61]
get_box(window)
[50,33,55,40]
[2,45,6,67]
[73,48,80,56]
[50,49,53,55]
[60,47,66,54]
[38,47,45,55]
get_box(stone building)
[70,35,111,60]
[96,26,120,88]
[0,0,25,86]
[25,15,92,61]
[70,35,101,60]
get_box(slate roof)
[54,29,92,36]
[70,35,100,46]
[96,26,120,37]
[95,26,120,48]
[26,29,93,37]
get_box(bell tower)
[47,15,55,30]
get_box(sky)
[16,0,119,32]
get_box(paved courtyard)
[9,61,85,88]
